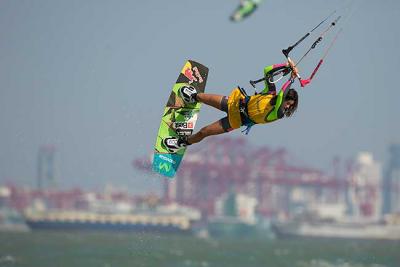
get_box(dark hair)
[283,88,298,117]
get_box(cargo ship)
[24,204,201,233]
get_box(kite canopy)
[230,0,264,22]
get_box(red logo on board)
[184,67,203,84]
[184,68,197,83]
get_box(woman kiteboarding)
[163,11,344,153]
[162,58,300,153]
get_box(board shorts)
[219,86,273,132]
[219,96,234,132]
[226,87,246,129]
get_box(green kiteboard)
[152,60,209,178]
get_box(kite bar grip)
[282,32,311,58]
[282,48,291,58]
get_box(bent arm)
[262,63,290,94]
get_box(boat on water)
[271,214,400,241]
[23,204,201,233]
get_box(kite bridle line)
[282,10,337,58]
[286,0,358,87]
[294,15,341,68]
[250,10,340,90]
[288,15,342,87]
[299,27,343,87]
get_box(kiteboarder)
[163,59,299,153]
[163,12,343,153]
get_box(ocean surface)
[0,232,399,267]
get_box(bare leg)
[183,93,228,145]
[197,93,225,112]
[187,120,226,145]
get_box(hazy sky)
[0,0,399,193]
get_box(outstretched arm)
[261,63,290,94]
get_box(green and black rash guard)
[251,63,292,122]
[262,63,290,95]
[227,63,293,129]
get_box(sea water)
[0,232,398,267]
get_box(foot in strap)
[163,136,190,153]
[179,85,197,104]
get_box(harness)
[237,87,256,135]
